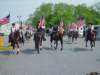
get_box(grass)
[0,46,13,51]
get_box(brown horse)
[85,30,96,49]
[34,32,43,54]
[67,31,79,42]
[25,31,32,40]
[50,31,63,50]
[72,31,79,42]
[19,30,24,45]
[9,30,22,54]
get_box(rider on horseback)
[37,16,46,41]
[19,21,24,32]
[52,25,58,33]
[9,23,17,43]
[51,24,58,33]
[85,23,94,40]
[58,21,64,35]
[11,23,17,33]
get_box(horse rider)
[19,22,24,41]
[85,23,94,40]
[9,23,17,43]
[11,23,17,33]
[67,23,74,35]
[37,17,46,41]
[83,25,87,37]
[58,21,64,35]
[19,22,24,32]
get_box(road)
[0,35,100,75]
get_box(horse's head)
[14,30,20,39]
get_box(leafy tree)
[27,3,100,29]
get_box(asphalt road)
[0,35,100,75]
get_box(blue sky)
[0,0,99,22]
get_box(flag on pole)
[0,14,10,25]
[60,20,64,27]
[38,16,45,29]
[76,16,85,28]
[58,20,64,33]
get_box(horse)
[67,31,78,42]
[72,31,79,42]
[33,32,43,54]
[50,30,63,50]
[85,29,96,49]
[9,30,21,54]
[24,31,32,40]
[19,30,24,45]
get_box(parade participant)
[52,24,58,33]
[19,21,24,32]
[72,23,77,32]
[37,16,46,41]
[58,21,64,34]
[11,23,17,33]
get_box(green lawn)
[0,46,13,51]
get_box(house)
[0,23,26,35]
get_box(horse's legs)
[35,41,40,54]
[60,37,63,51]
[90,40,93,49]
[16,43,20,54]
[94,40,95,47]
[37,48,40,54]
[72,36,74,42]
[40,41,42,50]
[12,43,15,49]
[50,37,53,48]
[12,43,15,53]
[68,35,71,42]
[55,40,58,50]
[86,40,88,48]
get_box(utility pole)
[17,16,21,23]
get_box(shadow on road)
[72,47,89,52]
[43,47,55,51]
[64,40,77,44]
[0,51,14,55]
[64,40,72,44]
[96,59,100,62]
[21,48,36,54]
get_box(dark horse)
[34,32,43,54]
[85,29,96,49]
[67,31,79,42]
[25,31,32,40]
[9,30,24,54]
[50,31,63,50]
[19,30,24,45]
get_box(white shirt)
[41,25,45,29]
[11,27,16,32]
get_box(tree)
[26,3,100,29]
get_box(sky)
[0,0,99,22]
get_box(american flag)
[60,20,64,27]
[38,16,45,28]
[76,16,85,28]
[0,14,10,25]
